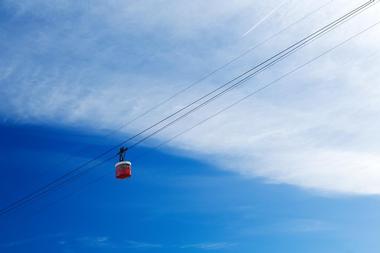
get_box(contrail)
[242,0,289,37]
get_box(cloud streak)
[180,242,235,250]
[241,0,289,37]
[124,240,163,249]
[59,236,230,251]
[0,234,63,248]
[242,219,334,236]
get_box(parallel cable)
[17,18,380,220]
[108,0,336,131]
[120,0,376,151]
[128,0,376,148]
[47,0,336,165]
[0,155,117,216]
[0,0,373,217]
[0,0,377,217]
[142,20,380,157]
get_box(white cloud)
[241,0,289,37]
[0,234,63,248]
[242,218,334,236]
[76,236,110,248]
[124,240,162,249]
[180,242,235,250]
[1,0,380,195]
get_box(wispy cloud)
[0,234,63,248]
[241,0,289,37]
[179,242,235,250]
[61,236,230,251]
[125,240,163,249]
[76,236,110,248]
[276,219,334,233]
[62,236,162,250]
[243,218,334,236]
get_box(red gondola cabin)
[115,161,132,179]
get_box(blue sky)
[2,122,380,253]
[1,0,380,252]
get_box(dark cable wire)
[112,0,377,150]
[107,0,336,132]
[37,0,335,180]
[127,0,375,149]
[17,18,380,221]
[0,0,373,217]
[141,20,380,157]
[0,0,376,217]
[0,155,117,216]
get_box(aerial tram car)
[115,147,132,179]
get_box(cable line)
[25,0,334,191]
[40,0,335,172]
[145,20,380,156]
[0,0,374,217]
[0,155,117,217]
[127,0,376,148]
[109,0,336,132]
[0,0,377,218]
[116,0,376,151]
[17,18,380,221]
